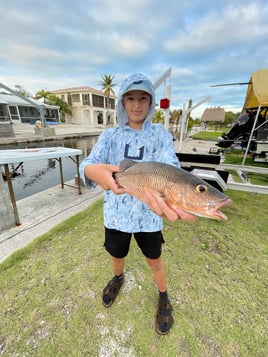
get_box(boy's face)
[122,90,151,130]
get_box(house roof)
[201,107,225,122]
[0,93,59,109]
[50,86,116,98]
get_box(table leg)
[59,157,64,189]
[4,164,21,226]
[76,154,82,195]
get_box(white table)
[0,147,83,225]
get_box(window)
[67,94,72,106]
[45,108,59,121]
[82,93,90,106]
[106,97,115,109]
[0,104,8,121]
[92,94,104,108]
[8,106,20,121]
[71,94,80,102]
[18,106,40,123]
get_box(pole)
[164,84,171,131]
[242,105,261,166]
[178,104,186,152]
[4,164,21,225]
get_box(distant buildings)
[50,86,116,126]
[0,93,60,125]
[0,84,117,127]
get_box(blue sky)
[1,0,268,118]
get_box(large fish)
[114,159,232,220]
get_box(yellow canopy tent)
[242,69,268,164]
[242,69,268,109]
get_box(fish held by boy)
[114,159,232,220]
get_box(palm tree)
[170,109,182,140]
[35,89,51,103]
[47,94,72,122]
[152,110,165,124]
[99,74,116,125]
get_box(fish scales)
[114,159,232,220]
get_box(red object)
[160,98,170,109]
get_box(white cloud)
[165,3,267,53]
[0,0,268,112]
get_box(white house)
[50,86,116,126]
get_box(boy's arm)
[84,164,126,194]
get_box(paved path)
[0,184,103,263]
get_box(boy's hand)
[144,192,197,222]
[84,164,126,194]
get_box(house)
[50,86,116,126]
[0,93,60,125]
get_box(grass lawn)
[191,131,223,141]
[0,190,267,356]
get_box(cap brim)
[123,81,152,95]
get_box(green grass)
[191,131,223,141]
[1,192,268,356]
[223,150,268,167]
[222,150,268,185]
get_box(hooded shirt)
[79,73,180,233]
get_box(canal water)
[1,136,99,201]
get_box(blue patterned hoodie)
[79,73,180,232]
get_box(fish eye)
[196,184,207,193]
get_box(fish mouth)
[211,198,232,220]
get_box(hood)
[116,73,155,127]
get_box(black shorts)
[104,227,165,259]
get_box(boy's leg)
[102,256,125,308]
[111,256,125,276]
[146,257,174,335]
[134,231,174,335]
[145,257,166,292]
[102,228,131,307]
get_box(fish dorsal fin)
[119,159,137,171]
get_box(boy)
[79,73,195,335]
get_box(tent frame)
[241,69,268,165]
[242,105,261,165]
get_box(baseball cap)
[122,80,152,96]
